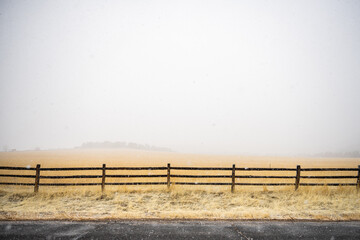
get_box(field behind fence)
[1,163,359,193]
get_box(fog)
[0,0,359,155]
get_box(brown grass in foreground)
[0,186,359,221]
[0,149,359,220]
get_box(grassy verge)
[0,186,359,221]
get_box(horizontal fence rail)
[0,166,36,170]
[0,164,359,192]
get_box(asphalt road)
[1,220,360,240]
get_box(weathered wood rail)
[0,164,359,192]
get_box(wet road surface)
[1,220,360,239]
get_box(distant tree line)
[77,141,173,152]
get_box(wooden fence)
[0,164,359,193]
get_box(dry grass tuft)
[0,186,359,221]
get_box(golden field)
[0,149,359,220]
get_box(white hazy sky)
[0,0,360,155]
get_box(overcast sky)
[0,0,359,155]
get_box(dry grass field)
[0,149,359,220]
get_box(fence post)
[356,165,360,191]
[102,164,106,192]
[167,163,171,189]
[231,164,236,193]
[295,165,301,190]
[34,164,41,193]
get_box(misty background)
[0,0,359,156]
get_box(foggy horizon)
[1,0,360,156]
[2,139,360,158]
